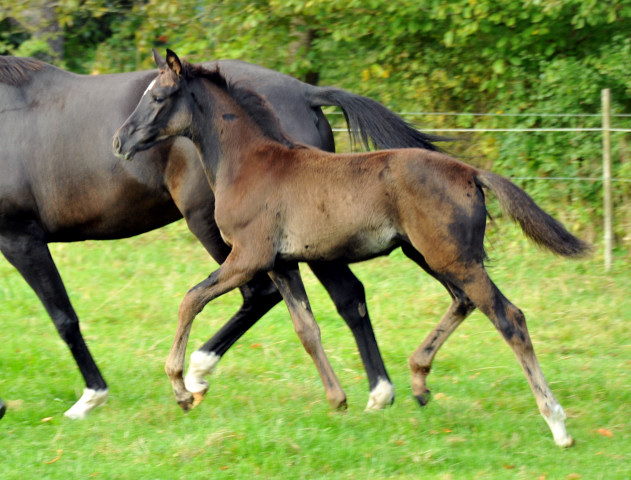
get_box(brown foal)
[114,50,589,447]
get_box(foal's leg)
[268,265,347,410]
[0,230,108,419]
[172,184,284,400]
[401,245,476,406]
[309,262,393,410]
[409,290,475,406]
[454,262,574,447]
[165,254,256,411]
[183,273,282,404]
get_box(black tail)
[476,171,591,258]
[305,85,451,151]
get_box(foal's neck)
[191,78,277,189]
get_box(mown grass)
[0,218,629,479]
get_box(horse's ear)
[166,49,182,77]
[152,48,167,70]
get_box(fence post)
[602,88,613,271]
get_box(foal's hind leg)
[309,262,393,410]
[402,245,475,406]
[269,264,347,410]
[455,262,574,447]
[409,290,475,406]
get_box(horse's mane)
[0,56,46,86]
[181,61,297,148]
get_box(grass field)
[0,218,629,479]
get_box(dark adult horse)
[0,55,444,419]
[114,50,590,446]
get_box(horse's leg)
[452,262,574,447]
[184,273,281,404]
[401,245,476,406]
[165,253,256,411]
[167,168,284,403]
[268,265,347,410]
[0,230,108,418]
[308,262,393,410]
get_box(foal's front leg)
[268,264,347,410]
[166,256,254,411]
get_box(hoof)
[192,390,207,409]
[365,379,395,411]
[414,390,431,407]
[329,397,347,411]
[176,393,195,412]
[0,399,6,420]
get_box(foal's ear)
[166,49,183,77]
[152,48,167,70]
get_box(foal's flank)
[113,49,589,447]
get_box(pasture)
[0,218,629,479]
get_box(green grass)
[0,220,629,479]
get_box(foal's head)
[113,49,196,160]
[113,49,295,161]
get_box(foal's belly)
[277,223,400,263]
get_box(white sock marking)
[543,403,574,447]
[64,388,109,419]
[185,351,221,393]
[365,378,395,410]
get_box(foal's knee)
[294,321,322,356]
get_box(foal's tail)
[304,85,451,151]
[475,171,591,258]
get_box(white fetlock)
[544,404,574,447]
[64,388,109,419]
[365,378,395,411]
[184,351,221,393]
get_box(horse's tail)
[304,85,451,151]
[475,171,591,258]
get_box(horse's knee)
[52,315,81,344]
[294,321,322,356]
[332,286,368,329]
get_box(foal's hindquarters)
[392,158,579,447]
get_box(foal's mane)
[182,61,297,148]
[0,56,45,86]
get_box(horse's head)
[113,49,192,160]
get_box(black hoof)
[414,391,431,407]
[0,399,6,420]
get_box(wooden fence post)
[602,88,613,271]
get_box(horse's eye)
[152,94,164,103]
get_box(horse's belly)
[278,222,399,263]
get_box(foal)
[114,50,589,447]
